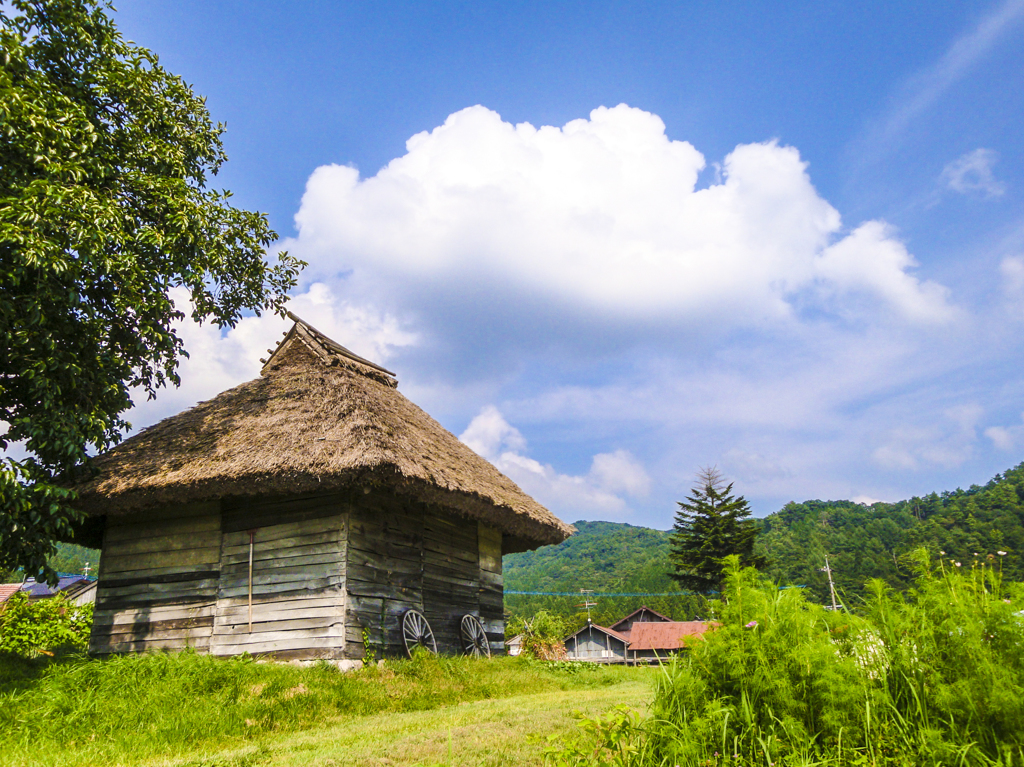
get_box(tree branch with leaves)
[0,0,304,583]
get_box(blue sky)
[114,1,1024,528]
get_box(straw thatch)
[72,316,573,549]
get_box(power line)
[505,590,694,597]
[506,586,804,597]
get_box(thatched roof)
[72,315,573,550]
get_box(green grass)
[154,677,652,767]
[0,651,648,767]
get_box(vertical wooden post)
[248,530,256,633]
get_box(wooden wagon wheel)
[402,609,437,657]
[460,614,490,658]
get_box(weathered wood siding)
[478,522,504,655]
[90,491,505,660]
[211,494,347,659]
[345,491,504,659]
[91,502,221,654]
[346,494,424,658]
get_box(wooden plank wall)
[346,494,426,658]
[478,523,504,655]
[211,494,347,659]
[422,509,479,654]
[90,502,221,654]
[90,490,505,660]
[345,492,504,659]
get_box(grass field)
[155,677,651,767]
[0,651,652,767]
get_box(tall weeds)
[553,553,1024,766]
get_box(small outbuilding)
[563,622,630,662]
[68,315,573,660]
[562,608,718,664]
[20,575,97,605]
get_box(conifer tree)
[669,467,765,594]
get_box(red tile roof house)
[0,583,23,605]
[563,606,718,664]
[628,620,717,663]
[608,606,673,640]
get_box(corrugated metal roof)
[628,621,717,651]
[19,576,88,598]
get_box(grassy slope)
[156,677,651,767]
[0,651,649,767]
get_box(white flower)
[997,551,1007,556]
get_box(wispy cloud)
[942,148,1006,197]
[868,0,1024,150]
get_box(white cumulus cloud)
[283,104,955,348]
[459,405,650,520]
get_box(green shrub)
[0,593,92,657]
[553,553,1024,766]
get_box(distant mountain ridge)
[503,461,1024,617]
[503,520,700,624]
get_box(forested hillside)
[11,462,1023,621]
[758,460,1024,604]
[504,461,1024,618]
[503,520,701,624]
[1,543,98,582]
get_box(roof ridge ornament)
[260,311,398,381]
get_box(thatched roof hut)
[73,315,573,660]
[74,314,573,552]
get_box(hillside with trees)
[758,460,1024,604]
[503,520,700,625]
[505,461,1024,618]
[21,463,1024,620]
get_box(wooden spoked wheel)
[402,609,437,657]
[460,614,490,658]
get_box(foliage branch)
[0,0,303,582]
[0,591,92,656]
[553,552,1024,766]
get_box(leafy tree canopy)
[0,0,303,583]
[669,467,765,594]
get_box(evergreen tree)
[669,467,765,593]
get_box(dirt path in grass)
[161,677,651,767]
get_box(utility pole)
[821,556,841,611]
